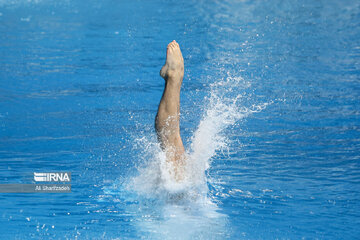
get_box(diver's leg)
[155,40,185,174]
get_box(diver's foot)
[160,40,184,84]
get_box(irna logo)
[34,172,71,182]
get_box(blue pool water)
[1,0,360,239]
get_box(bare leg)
[155,40,185,180]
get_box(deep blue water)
[1,0,360,239]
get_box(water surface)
[0,0,359,239]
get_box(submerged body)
[155,40,186,181]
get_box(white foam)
[102,75,275,239]
[127,75,271,202]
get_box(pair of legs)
[155,40,185,180]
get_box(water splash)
[127,75,271,202]
[101,75,272,239]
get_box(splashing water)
[101,75,272,239]
[126,75,271,202]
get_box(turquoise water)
[1,0,360,239]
